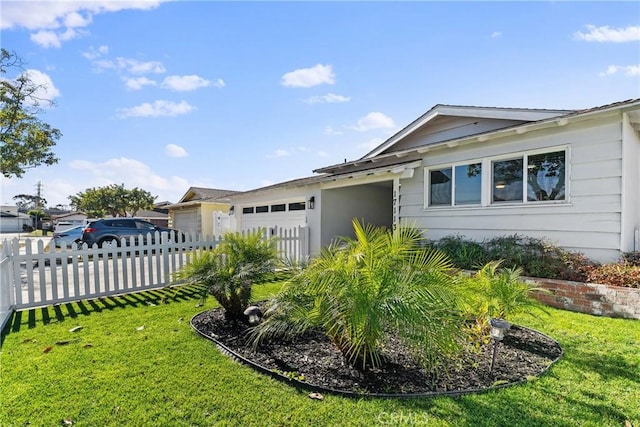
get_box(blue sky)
[1,1,638,208]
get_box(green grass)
[1,282,638,427]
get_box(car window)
[111,219,134,228]
[135,220,156,230]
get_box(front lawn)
[1,282,638,426]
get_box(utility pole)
[34,180,43,232]
[35,180,43,209]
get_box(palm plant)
[459,260,549,323]
[174,229,279,321]
[251,219,464,371]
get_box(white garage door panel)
[241,211,306,232]
[173,210,199,235]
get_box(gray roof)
[177,187,240,203]
[221,99,640,199]
[315,98,640,174]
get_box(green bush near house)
[430,234,488,270]
[431,233,596,282]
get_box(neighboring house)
[167,187,239,237]
[134,202,172,227]
[0,206,32,232]
[227,99,640,263]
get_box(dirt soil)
[191,307,563,396]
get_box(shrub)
[622,251,640,267]
[431,234,488,270]
[456,260,549,346]
[434,234,596,282]
[587,263,640,288]
[252,219,464,372]
[173,228,280,320]
[459,260,549,321]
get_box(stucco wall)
[200,203,231,238]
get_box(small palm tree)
[252,219,464,371]
[174,229,279,321]
[459,260,549,322]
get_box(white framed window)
[424,146,567,208]
[426,162,482,207]
[492,149,566,204]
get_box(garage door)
[240,202,306,233]
[172,209,199,235]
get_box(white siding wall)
[398,114,627,262]
[621,113,640,252]
[392,118,526,153]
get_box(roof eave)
[315,99,640,175]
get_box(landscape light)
[489,318,511,374]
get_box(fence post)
[0,241,15,330]
[162,231,170,284]
[301,226,310,261]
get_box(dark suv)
[81,218,182,248]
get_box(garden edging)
[190,311,564,399]
[526,276,640,320]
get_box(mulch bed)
[191,307,563,397]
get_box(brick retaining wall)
[525,277,640,320]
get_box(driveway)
[0,233,53,253]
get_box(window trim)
[424,159,483,208]
[240,200,308,216]
[424,145,569,209]
[270,203,286,212]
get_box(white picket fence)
[0,226,309,330]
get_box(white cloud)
[124,76,157,90]
[116,57,166,74]
[213,78,226,88]
[281,64,335,88]
[30,30,61,49]
[351,112,395,132]
[161,75,211,91]
[574,25,640,42]
[165,144,188,158]
[8,69,62,106]
[317,151,329,158]
[68,157,190,202]
[304,93,351,104]
[89,56,166,74]
[267,149,291,159]
[324,126,343,136]
[117,100,196,118]
[1,1,167,47]
[599,64,640,77]
[490,31,502,38]
[83,45,109,60]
